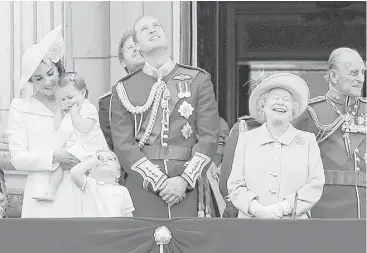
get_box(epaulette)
[309,95,326,104]
[98,90,112,100]
[237,115,253,121]
[176,63,208,74]
[358,97,366,103]
[117,68,142,83]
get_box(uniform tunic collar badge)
[143,57,176,79]
[326,85,358,106]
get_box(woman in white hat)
[227,72,325,219]
[7,26,82,218]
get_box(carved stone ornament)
[154,226,172,253]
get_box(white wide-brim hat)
[248,73,310,123]
[19,25,64,90]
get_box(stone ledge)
[6,189,23,218]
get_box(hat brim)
[249,73,310,124]
[19,25,63,89]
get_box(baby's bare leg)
[32,168,63,201]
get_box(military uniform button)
[355,149,360,154]
[162,143,168,147]
[274,156,279,160]
[356,157,360,163]
[274,143,281,149]
[163,135,168,139]
[270,189,277,194]
[356,167,360,172]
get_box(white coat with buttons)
[7,98,83,218]
[227,123,325,219]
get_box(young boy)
[71,149,134,217]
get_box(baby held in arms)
[32,72,107,202]
[71,149,134,217]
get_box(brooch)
[181,122,193,139]
[294,136,305,145]
[178,101,194,119]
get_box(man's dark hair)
[117,30,135,64]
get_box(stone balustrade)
[0,135,25,218]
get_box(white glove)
[249,200,280,219]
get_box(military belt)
[141,146,192,161]
[324,170,366,188]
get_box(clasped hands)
[157,176,188,207]
[249,199,291,219]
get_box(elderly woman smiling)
[227,73,325,219]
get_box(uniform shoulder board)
[176,63,208,74]
[237,115,253,121]
[117,68,142,83]
[358,97,366,103]
[309,95,326,104]
[99,90,112,100]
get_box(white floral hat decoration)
[248,71,310,123]
[19,25,65,90]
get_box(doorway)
[197,1,366,127]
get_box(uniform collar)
[326,85,358,106]
[143,57,176,79]
[258,123,297,146]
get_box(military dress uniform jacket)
[295,87,366,219]
[98,91,113,151]
[110,59,219,218]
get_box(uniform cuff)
[131,158,167,192]
[181,152,211,188]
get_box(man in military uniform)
[295,47,366,219]
[99,30,144,150]
[110,16,219,218]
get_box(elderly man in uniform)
[99,30,145,151]
[110,16,219,218]
[295,47,366,219]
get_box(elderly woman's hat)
[19,25,65,90]
[248,72,310,123]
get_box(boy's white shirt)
[80,176,135,218]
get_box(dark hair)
[118,30,135,73]
[59,72,89,98]
[118,30,135,63]
[28,60,65,83]
[55,60,66,76]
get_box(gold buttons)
[270,189,277,194]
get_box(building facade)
[0,1,365,217]
[0,1,194,217]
